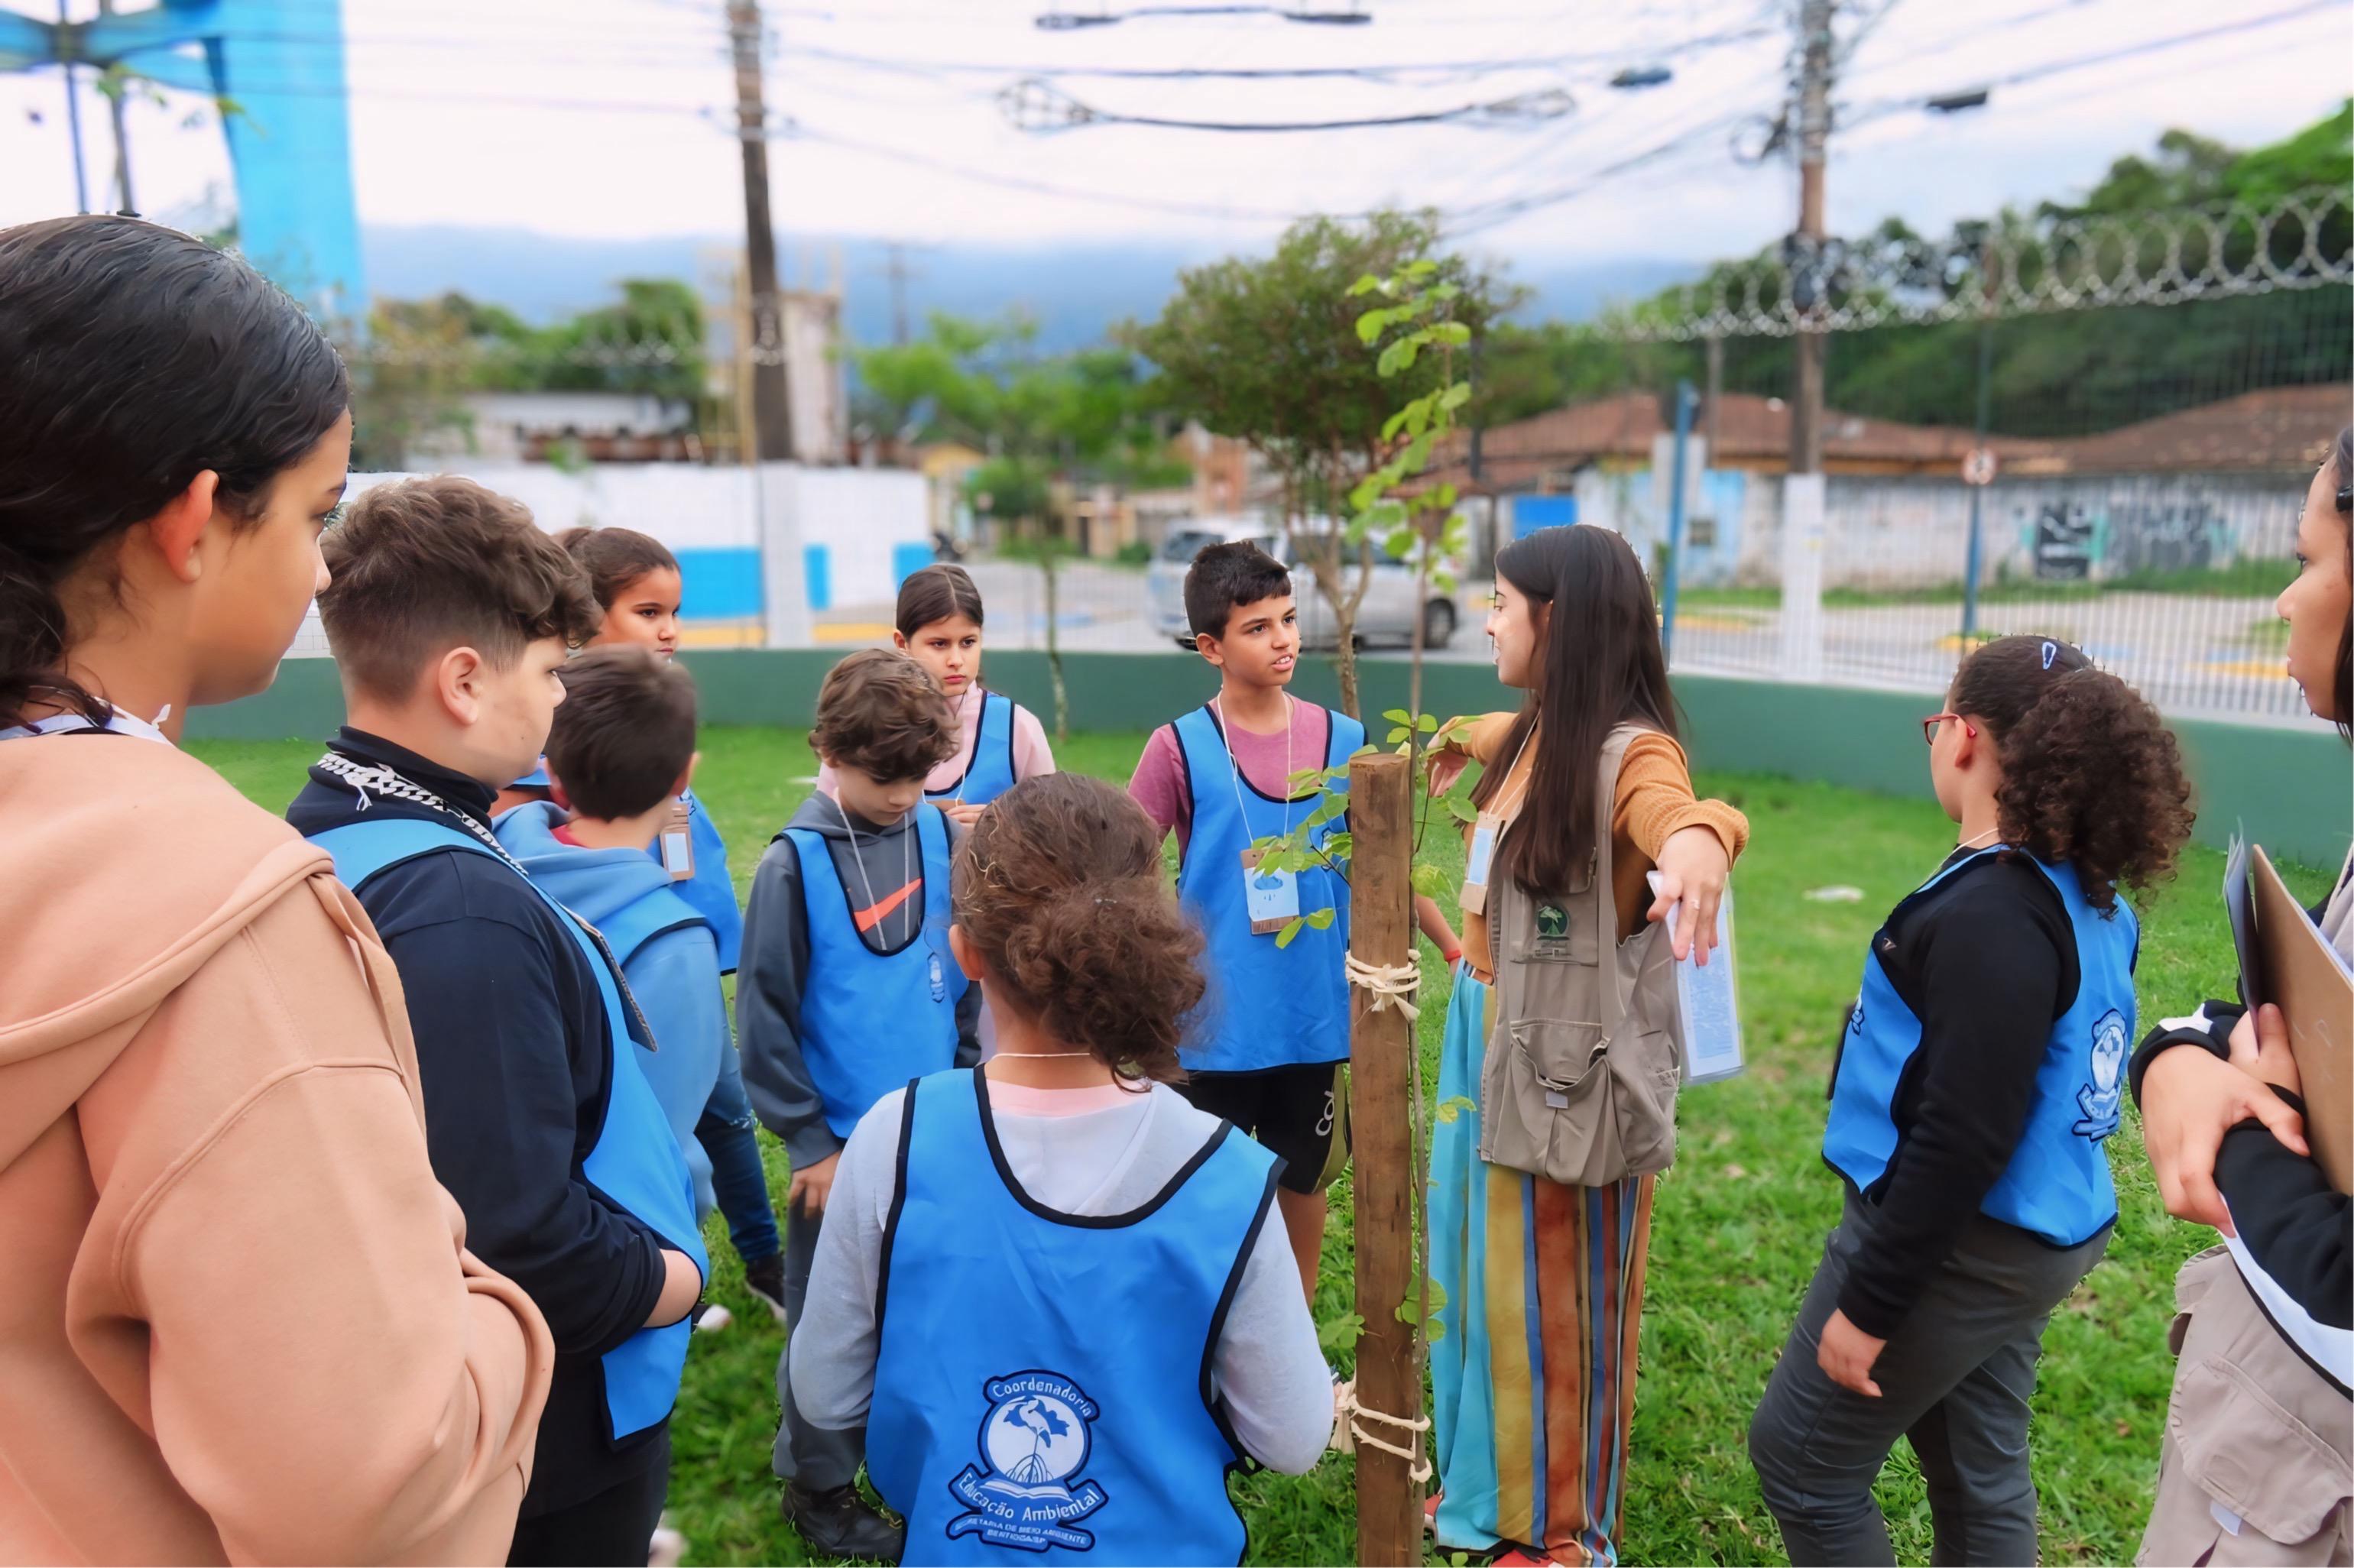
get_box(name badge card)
[660,798,695,881]
[1241,846,1300,935]
[1458,811,1503,916]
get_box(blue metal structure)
[0,0,363,319]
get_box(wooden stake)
[1347,749,1421,1567]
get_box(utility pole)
[1788,0,1833,475]
[57,1,89,214]
[877,241,924,345]
[1703,332,1723,458]
[728,0,794,462]
[96,0,132,211]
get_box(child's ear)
[437,646,487,726]
[671,750,700,797]
[141,470,223,584]
[947,922,989,983]
[1194,632,1224,669]
[892,630,910,653]
[546,775,572,812]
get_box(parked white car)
[1148,515,1460,651]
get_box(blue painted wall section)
[672,547,764,620]
[1,1,365,320]
[802,545,832,612]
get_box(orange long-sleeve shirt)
[1440,711,1749,981]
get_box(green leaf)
[1376,339,1420,377]
[1423,1274,1449,1316]
[1275,916,1305,950]
[1347,273,1383,296]
[1305,907,1336,930]
[1433,321,1473,345]
[1425,1316,1448,1345]
[1388,726,1410,744]
[1430,482,1459,509]
[1440,381,1473,413]
[1303,794,1347,831]
[1319,831,1352,861]
[1447,795,1479,822]
[1404,258,1439,280]
[1289,764,1328,789]
[1318,1310,1365,1355]
[1419,712,1439,731]
[1411,862,1453,899]
[1354,306,1393,345]
[1434,1095,1477,1125]
[1380,405,1412,443]
[1429,282,1462,301]
[1435,569,1458,595]
[1383,708,1413,726]
[1383,524,1416,559]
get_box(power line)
[998,76,1575,131]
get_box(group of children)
[5,212,2345,1568]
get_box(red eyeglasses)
[1921,712,1977,744]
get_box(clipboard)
[2249,845,2353,1194]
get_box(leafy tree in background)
[1130,209,1517,718]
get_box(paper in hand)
[1647,871,1744,1084]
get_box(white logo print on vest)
[2072,1009,2127,1139]
[947,1371,1111,1551]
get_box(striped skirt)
[1428,965,1657,1566]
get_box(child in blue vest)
[1127,540,1364,1302]
[1749,635,2196,1565]
[287,478,706,1566]
[739,648,981,1561]
[499,525,790,1327]
[496,645,726,1226]
[816,563,1056,824]
[789,772,1335,1565]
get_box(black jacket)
[287,728,673,1515]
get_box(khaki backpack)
[1477,724,1684,1187]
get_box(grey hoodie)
[737,793,980,1167]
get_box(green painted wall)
[188,649,2351,867]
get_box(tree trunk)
[1347,750,1421,1567]
[1041,540,1069,744]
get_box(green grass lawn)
[193,726,2330,1566]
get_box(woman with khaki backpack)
[1422,523,1747,1566]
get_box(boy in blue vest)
[1127,540,1365,1303]
[494,645,726,1229]
[288,478,706,1567]
[738,647,978,1562]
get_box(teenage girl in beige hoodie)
[0,216,553,1563]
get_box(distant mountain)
[359,224,1696,342]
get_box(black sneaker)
[783,1482,903,1563]
[744,1253,790,1323]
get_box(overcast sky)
[2,0,2346,274]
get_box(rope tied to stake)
[1332,1381,1434,1482]
[1344,954,1422,1022]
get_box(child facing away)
[815,562,1055,823]
[495,646,726,1230]
[530,524,789,1327]
[0,213,551,1566]
[789,773,1334,1565]
[1749,635,2197,1566]
[288,478,706,1568]
[1127,540,1364,1303]
[738,648,982,1562]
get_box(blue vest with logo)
[783,802,967,1138]
[307,817,709,1441]
[1824,847,2138,1247]
[1172,703,1363,1074]
[673,787,743,973]
[929,689,1023,809]
[868,1068,1279,1565]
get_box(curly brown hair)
[1951,635,2195,912]
[952,773,1205,1084]
[810,647,958,782]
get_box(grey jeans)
[770,1200,866,1492]
[1748,1193,2109,1566]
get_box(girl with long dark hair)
[1422,523,1749,1564]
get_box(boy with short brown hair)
[290,476,708,1565]
[738,647,976,1560]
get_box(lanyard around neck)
[1211,694,1295,840]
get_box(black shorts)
[1175,1061,1350,1194]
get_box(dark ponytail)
[1473,525,1680,895]
[896,562,986,640]
[952,773,1203,1085]
[0,215,348,727]
[1951,635,2195,912]
[2330,425,2350,743]
[557,525,679,612]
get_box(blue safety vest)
[929,689,1023,809]
[307,817,709,1441]
[783,803,967,1138]
[1171,704,1364,1074]
[868,1068,1279,1565]
[1824,847,2138,1247]
[673,788,743,973]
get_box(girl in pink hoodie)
[0,215,553,1564]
